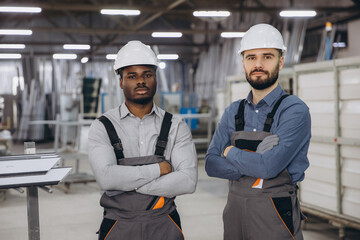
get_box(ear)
[279,56,284,71]
[119,78,123,89]
[242,58,245,72]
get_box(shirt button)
[253,129,257,132]
[255,110,259,113]
[140,141,144,145]
[140,122,143,125]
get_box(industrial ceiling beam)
[46,0,106,43]
[29,27,229,35]
[89,0,187,55]
[2,41,207,47]
[133,0,187,30]
[0,3,359,13]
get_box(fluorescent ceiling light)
[0,53,22,59]
[193,11,231,17]
[157,54,179,60]
[100,9,140,16]
[106,54,117,60]
[0,7,41,13]
[279,10,317,17]
[152,32,183,38]
[159,62,166,69]
[63,44,91,50]
[53,54,77,60]
[81,57,89,63]
[0,29,32,35]
[221,32,245,38]
[0,44,26,49]
[333,42,346,48]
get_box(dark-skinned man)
[88,40,198,240]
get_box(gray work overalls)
[97,112,184,240]
[223,95,305,240]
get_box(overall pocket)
[271,196,294,235]
[98,218,117,240]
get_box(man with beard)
[88,40,197,240]
[205,24,311,239]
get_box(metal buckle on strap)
[156,139,167,149]
[113,141,123,151]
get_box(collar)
[245,84,284,107]
[119,102,159,119]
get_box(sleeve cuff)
[146,162,161,179]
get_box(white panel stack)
[295,57,360,223]
[215,88,227,123]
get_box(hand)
[158,161,172,176]
[256,135,279,154]
[223,146,234,158]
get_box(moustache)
[250,69,269,75]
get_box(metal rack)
[175,112,213,159]
[0,153,71,240]
[29,115,95,193]
[294,56,360,239]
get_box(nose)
[254,58,264,69]
[137,76,146,84]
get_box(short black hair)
[116,65,157,78]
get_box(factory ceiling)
[0,0,359,62]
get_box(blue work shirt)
[205,84,311,184]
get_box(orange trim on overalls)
[243,149,255,152]
[152,196,165,209]
[251,178,263,188]
[270,198,296,240]
[104,220,118,240]
[167,215,185,239]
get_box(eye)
[246,56,255,61]
[264,55,272,60]
[145,73,153,78]
[127,75,136,79]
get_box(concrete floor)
[1,143,360,240]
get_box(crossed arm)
[88,119,198,198]
[205,102,311,180]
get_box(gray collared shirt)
[88,103,198,198]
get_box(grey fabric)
[118,155,167,166]
[231,131,271,146]
[224,130,304,240]
[99,155,179,239]
[224,169,303,240]
[256,134,279,154]
[105,155,168,197]
[102,211,184,240]
[101,155,174,211]
[89,104,196,240]
[88,103,197,198]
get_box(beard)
[245,62,280,90]
[123,83,156,105]
[132,96,153,105]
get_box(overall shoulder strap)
[235,99,246,131]
[98,115,124,162]
[155,112,173,156]
[263,95,289,132]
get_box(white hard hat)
[113,40,158,74]
[239,24,287,55]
